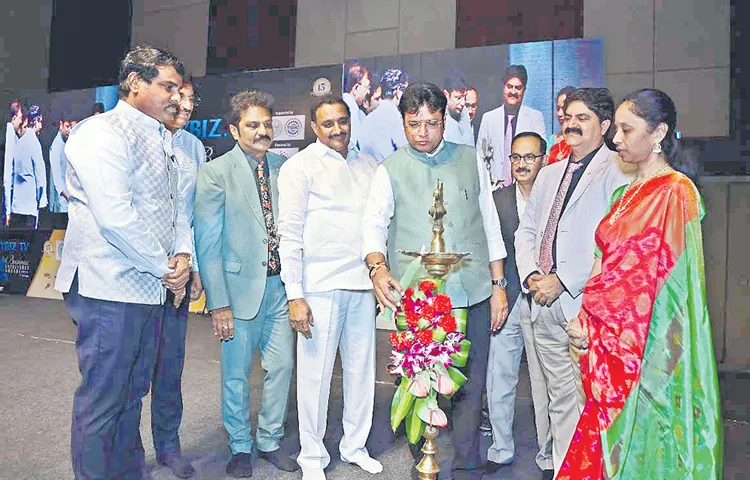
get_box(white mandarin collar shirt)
[361,144,507,263]
[277,140,378,300]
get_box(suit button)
[448,222,454,228]
[262,261,267,267]
[262,239,267,244]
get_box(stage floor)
[0,294,747,479]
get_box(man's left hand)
[489,286,509,332]
[529,273,564,307]
[162,255,190,291]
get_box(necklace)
[609,163,670,225]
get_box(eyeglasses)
[405,120,443,131]
[181,94,201,108]
[509,154,544,164]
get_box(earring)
[652,142,663,154]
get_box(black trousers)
[410,297,491,476]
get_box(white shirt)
[358,99,408,163]
[343,92,365,151]
[49,130,68,212]
[278,140,377,300]
[172,128,206,271]
[516,186,528,218]
[443,108,474,146]
[361,141,507,262]
[11,128,47,216]
[3,122,18,217]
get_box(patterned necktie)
[257,160,281,276]
[503,114,515,187]
[538,161,584,274]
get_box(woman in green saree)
[559,89,723,479]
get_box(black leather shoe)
[157,452,195,479]
[226,453,253,478]
[541,469,554,480]
[484,460,511,474]
[258,449,300,472]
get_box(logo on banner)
[269,147,300,159]
[273,115,306,141]
[312,78,332,96]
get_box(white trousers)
[487,294,553,470]
[532,300,584,475]
[296,289,377,472]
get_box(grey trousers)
[487,294,553,470]
[531,300,584,474]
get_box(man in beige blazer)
[514,88,632,475]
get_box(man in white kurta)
[277,96,382,480]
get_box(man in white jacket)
[476,65,546,189]
[3,100,24,226]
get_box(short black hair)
[118,44,185,99]
[310,95,350,123]
[398,82,447,118]
[564,87,616,148]
[8,100,22,123]
[444,70,468,93]
[365,74,381,103]
[228,90,274,127]
[380,69,409,100]
[503,65,528,87]
[92,102,105,114]
[343,62,370,93]
[512,131,547,154]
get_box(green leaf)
[452,308,468,334]
[432,326,447,343]
[396,313,408,332]
[447,366,467,390]
[390,380,415,432]
[450,339,472,367]
[382,256,423,320]
[406,398,426,444]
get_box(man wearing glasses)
[194,91,298,477]
[485,132,553,479]
[362,82,509,479]
[150,78,206,478]
[476,65,546,189]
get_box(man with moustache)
[49,116,73,213]
[442,72,474,146]
[358,68,410,163]
[150,79,206,479]
[515,88,632,475]
[3,100,23,226]
[465,87,479,138]
[55,45,192,479]
[194,90,297,478]
[476,65,546,188]
[9,105,47,229]
[343,62,371,149]
[362,82,508,479]
[278,96,382,480]
[547,86,576,165]
[486,132,553,480]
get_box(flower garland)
[388,277,471,444]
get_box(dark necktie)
[257,159,281,276]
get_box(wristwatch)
[491,278,508,289]
[175,252,193,269]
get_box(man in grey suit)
[476,65,546,189]
[515,88,632,475]
[486,132,553,480]
[194,90,298,478]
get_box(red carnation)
[389,332,399,347]
[433,294,452,314]
[420,304,436,319]
[438,314,457,334]
[419,280,437,294]
[415,329,433,344]
[405,311,419,328]
[404,287,415,298]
